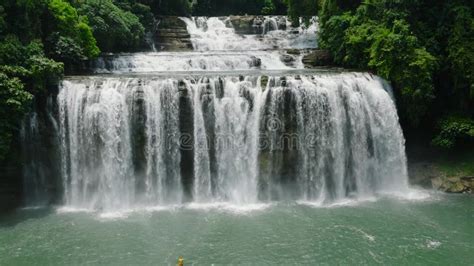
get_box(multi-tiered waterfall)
[26,16,409,211]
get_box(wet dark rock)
[260,76,269,88]
[409,162,473,194]
[0,162,22,214]
[286,49,301,55]
[250,56,262,68]
[154,16,193,51]
[253,17,264,27]
[229,16,257,34]
[302,50,334,68]
[280,54,296,67]
[277,17,287,31]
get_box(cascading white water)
[182,16,318,51]
[58,79,184,210]
[94,16,318,74]
[58,79,135,210]
[259,74,408,202]
[181,17,263,51]
[21,15,411,211]
[264,16,319,49]
[57,73,409,210]
[188,77,264,204]
[93,51,290,73]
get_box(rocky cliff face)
[0,146,22,213]
[154,17,193,51]
[302,50,334,68]
[409,162,474,194]
[0,92,62,214]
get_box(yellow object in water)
[177,257,184,266]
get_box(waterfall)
[93,51,290,73]
[56,74,408,210]
[262,17,278,35]
[181,16,318,51]
[189,77,264,204]
[22,16,410,211]
[259,74,408,201]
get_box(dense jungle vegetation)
[0,0,473,162]
[319,0,473,151]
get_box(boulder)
[447,176,461,183]
[229,16,257,34]
[302,50,334,67]
[277,17,287,31]
[154,16,193,51]
[280,54,295,63]
[250,56,262,68]
[280,54,296,67]
[431,177,443,189]
[446,181,468,193]
[408,161,473,194]
[260,76,269,88]
[286,49,301,55]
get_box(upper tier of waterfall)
[181,16,318,51]
[93,16,318,74]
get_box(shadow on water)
[0,207,54,228]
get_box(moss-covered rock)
[409,162,473,194]
[302,50,334,67]
[154,16,192,51]
[260,75,269,88]
[229,16,257,34]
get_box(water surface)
[1,193,472,265]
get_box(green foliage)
[114,1,155,31]
[433,117,474,149]
[1,0,48,42]
[319,0,473,148]
[287,0,318,26]
[319,0,437,125]
[151,0,191,16]
[262,0,276,15]
[0,73,33,161]
[0,6,6,35]
[26,54,64,93]
[364,20,437,123]
[47,0,100,61]
[0,35,62,160]
[77,0,145,52]
[76,21,100,58]
[0,35,27,65]
[191,0,289,16]
[193,0,267,16]
[447,5,474,101]
[0,36,63,93]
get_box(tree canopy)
[318,0,474,149]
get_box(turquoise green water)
[0,194,472,265]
